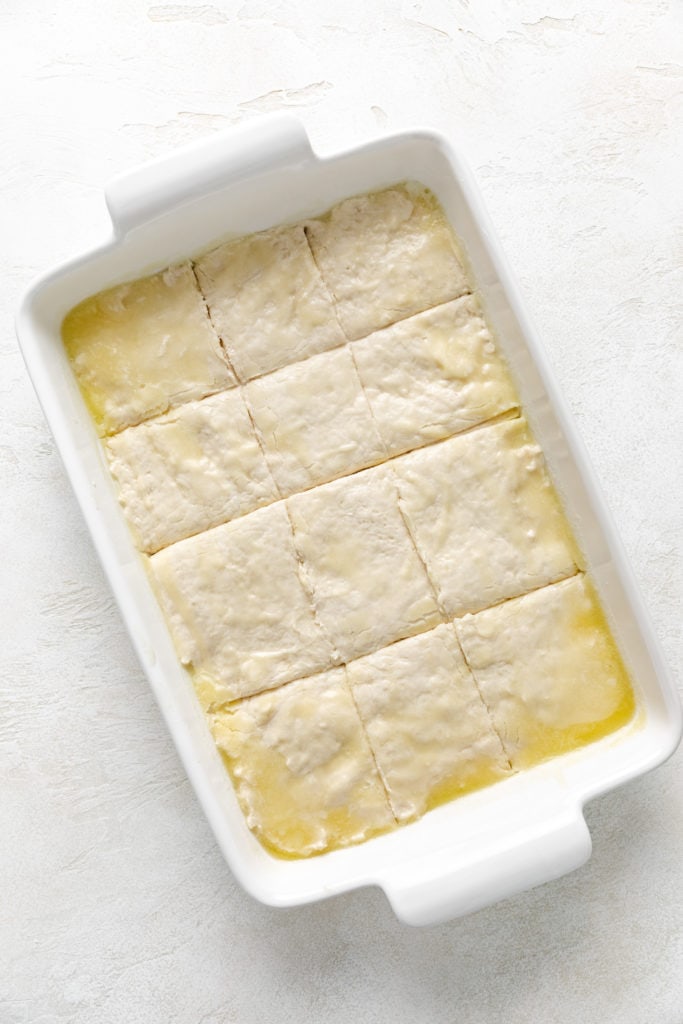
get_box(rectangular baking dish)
[16,114,681,926]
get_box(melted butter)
[423,759,511,817]
[509,580,636,769]
[62,263,233,435]
[218,750,396,860]
[210,671,395,858]
[457,575,637,779]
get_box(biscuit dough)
[105,388,277,553]
[149,503,334,706]
[210,669,394,857]
[352,295,518,456]
[455,574,636,768]
[394,417,579,616]
[305,184,470,340]
[194,225,345,381]
[287,466,442,662]
[347,625,510,821]
[246,345,386,496]
[62,263,235,435]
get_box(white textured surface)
[3,1,682,1021]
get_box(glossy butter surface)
[455,575,636,768]
[63,263,234,435]
[210,670,394,857]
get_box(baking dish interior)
[18,122,681,914]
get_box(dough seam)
[191,260,244,387]
[193,258,289,514]
[302,224,350,340]
[387,411,531,620]
[341,665,399,825]
[389,465,449,625]
[282,498,342,668]
[346,341,391,460]
[446,623,514,773]
[450,570,587,769]
[453,568,583,625]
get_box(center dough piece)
[210,668,395,857]
[149,502,335,708]
[193,225,345,381]
[352,295,518,457]
[245,345,386,496]
[393,417,580,617]
[287,466,442,662]
[105,387,278,554]
[61,262,236,436]
[346,625,510,822]
[454,574,635,769]
[305,184,470,340]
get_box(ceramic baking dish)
[16,114,681,926]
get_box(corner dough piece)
[394,418,580,617]
[105,388,277,554]
[62,263,235,435]
[347,625,510,822]
[352,295,518,457]
[455,575,636,769]
[246,346,386,496]
[210,669,395,857]
[287,467,441,662]
[305,184,470,340]
[194,225,345,381]
[149,503,334,706]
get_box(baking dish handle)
[104,114,314,236]
[382,802,591,927]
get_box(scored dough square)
[347,625,510,822]
[287,467,441,662]
[394,417,579,617]
[194,225,345,381]
[455,575,635,769]
[105,388,278,554]
[62,263,235,436]
[305,184,470,340]
[149,502,334,706]
[246,346,386,496]
[210,668,394,857]
[352,295,518,457]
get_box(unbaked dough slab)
[305,185,470,340]
[287,466,442,662]
[149,502,335,706]
[210,668,394,857]
[194,225,345,381]
[455,575,635,769]
[61,263,235,436]
[246,345,386,496]
[352,295,518,457]
[393,417,579,617]
[347,625,510,821]
[105,388,277,554]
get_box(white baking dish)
[16,115,681,926]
